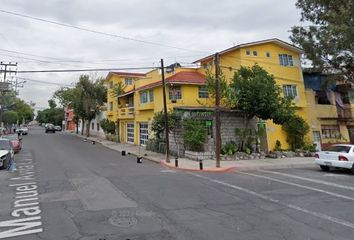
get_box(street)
[0,128,353,239]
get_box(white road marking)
[259,170,354,191]
[190,173,354,230]
[237,171,354,201]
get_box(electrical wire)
[0,9,208,53]
[17,77,72,87]
[16,66,157,73]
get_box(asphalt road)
[0,128,354,239]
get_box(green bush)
[183,119,207,152]
[100,119,116,134]
[222,141,237,155]
[283,115,310,151]
[151,110,179,140]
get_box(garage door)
[139,122,149,146]
[126,123,134,144]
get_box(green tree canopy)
[291,0,354,82]
[2,111,18,125]
[229,64,294,125]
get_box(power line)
[0,9,208,53]
[17,77,72,87]
[16,66,157,74]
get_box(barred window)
[125,78,133,85]
[140,90,154,104]
[279,54,294,66]
[283,85,297,98]
[169,86,182,100]
[321,125,341,139]
[198,86,209,98]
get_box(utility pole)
[214,53,221,168]
[0,62,17,83]
[161,59,170,163]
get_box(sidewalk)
[67,132,316,172]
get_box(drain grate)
[108,210,138,228]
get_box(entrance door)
[126,123,135,144]
[139,123,149,146]
[313,131,321,151]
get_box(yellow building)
[194,38,310,150]
[105,39,312,151]
[304,72,352,150]
[106,67,211,145]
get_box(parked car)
[0,138,14,169]
[2,134,22,153]
[315,144,354,172]
[45,124,56,133]
[54,125,62,131]
[16,126,29,135]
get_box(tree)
[205,70,230,106]
[2,111,18,126]
[35,100,64,126]
[229,64,294,125]
[183,119,207,152]
[75,75,106,137]
[291,0,354,82]
[283,115,310,151]
[151,110,179,140]
[110,82,126,98]
[100,119,116,134]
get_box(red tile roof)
[136,71,206,91]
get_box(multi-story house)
[304,72,352,150]
[106,38,311,151]
[194,38,309,151]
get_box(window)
[91,122,94,130]
[321,125,341,139]
[315,91,331,105]
[97,123,100,131]
[127,123,134,144]
[140,90,154,104]
[109,81,113,89]
[198,86,209,98]
[109,102,113,111]
[246,50,251,56]
[253,51,258,56]
[169,86,182,100]
[266,52,271,58]
[279,54,294,66]
[125,77,133,85]
[325,145,351,153]
[139,123,149,145]
[283,85,297,98]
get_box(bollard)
[137,156,143,163]
[199,159,203,170]
[121,150,126,156]
[175,157,179,167]
[91,140,95,145]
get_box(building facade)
[105,39,311,151]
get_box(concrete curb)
[67,132,316,171]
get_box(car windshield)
[325,145,352,153]
[0,140,11,150]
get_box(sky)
[0,0,302,110]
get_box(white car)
[0,139,14,169]
[16,127,29,135]
[315,144,354,172]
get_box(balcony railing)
[118,107,134,118]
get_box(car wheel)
[1,158,8,170]
[351,164,354,174]
[320,165,330,171]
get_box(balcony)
[337,105,354,120]
[118,107,134,119]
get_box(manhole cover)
[109,210,138,228]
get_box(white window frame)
[139,122,149,146]
[279,54,294,66]
[125,78,133,85]
[253,51,258,57]
[198,86,209,98]
[283,85,297,98]
[246,50,251,56]
[126,122,135,144]
[169,86,182,100]
[140,90,153,104]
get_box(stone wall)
[168,110,257,159]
